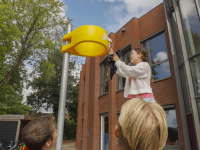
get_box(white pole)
[55,22,72,150]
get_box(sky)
[63,0,163,33]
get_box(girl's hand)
[108,48,113,55]
[113,53,120,62]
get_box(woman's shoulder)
[137,62,150,66]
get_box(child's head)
[115,98,168,150]
[130,48,147,65]
[22,115,57,150]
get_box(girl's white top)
[115,60,153,98]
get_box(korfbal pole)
[55,22,72,150]
[56,24,109,150]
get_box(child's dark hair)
[133,48,147,62]
[22,115,56,150]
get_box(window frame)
[99,57,109,96]
[117,43,132,91]
[100,113,109,150]
[141,29,172,82]
[162,105,181,149]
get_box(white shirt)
[115,60,153,98]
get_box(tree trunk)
[1,47,26,85]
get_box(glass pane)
[118,49,131,90]
[105,81,109,93]
[122,77,126,88]
[152,61,171,80]
[171,12,184,65]
[197,98,200,121]
[179,65,192,113]
[118,76,122,90]
[190,55,200,96]
[104,116,109,150]
[165,109,179,145]
[100,59,109,95]
[100,84,102,95]
[149,32,169,64]
[103,61,108,81]
[122,49,131,65]
[142,41,149,63]
[179,0,200,56]
[118,76,126,90]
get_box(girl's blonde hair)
[118,98,168,150]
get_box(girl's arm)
[115,61,149,79]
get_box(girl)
[108,48,155,102]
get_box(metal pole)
[56,23,72,150]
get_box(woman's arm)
[115,61,149,79]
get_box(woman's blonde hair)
[118,98,168,150]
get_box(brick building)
[76,0,200,150]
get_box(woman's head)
[130,48,147,65]
[116,98,168,150]
[22,115,57,150]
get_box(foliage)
[0,0,68,86]
[0,0,69,114]
[0,84,31,115]
[26,47,80,118]
[63,118,76,140]
[26,44,80,139]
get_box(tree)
[0,70,31,115]
[63,118,76,140]
[0,0,69,86]
[0,0,69,114]
[26,47,80,118]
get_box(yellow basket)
[61,25,109,57]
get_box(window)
[197,98,200,120]
[100,114,109,150]
[179,0,200,56]
[142,32,171,81]
[117,44,132,90]
[190,56,200,97]
[163,105,180,149]
[100,58,109,95]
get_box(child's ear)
[115,125,119,138]
[45,140,52,148]
[138,53,142,58]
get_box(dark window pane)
[122,49,131,65]
[105,81,109,93]
[179,0,200,56]
[142,42,149,63]
[149,33,169,64]
[152,61,171,80]
[118,49,131,90]
[104,116,109,150]
[171,12,184,65]
[197,98,200,121]
[179,65,192,113]
[118,76,125,90]
[100,59,109,95]
[165,109,179,145]
[190,55,200,97]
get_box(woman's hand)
[108,48,113,55]
[113,53,120,62]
